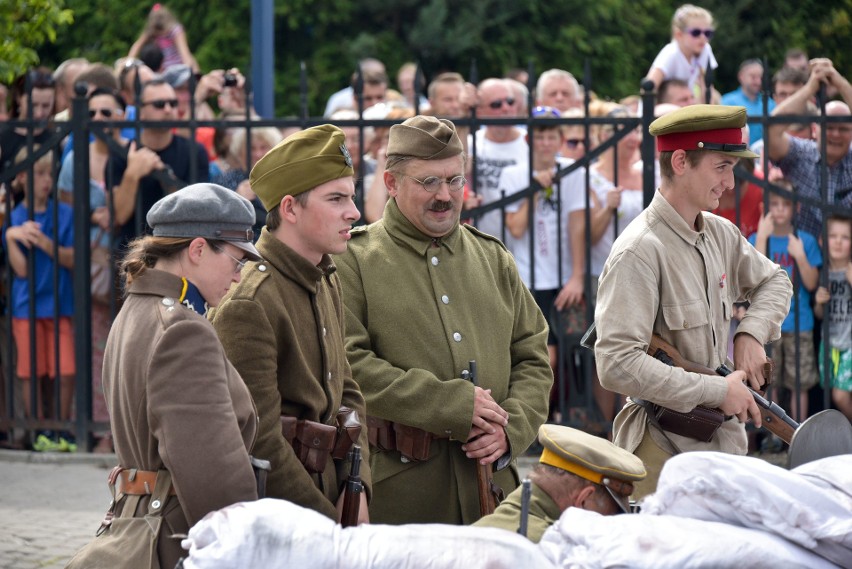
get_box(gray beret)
[385,115,464,169]
[146,183,261,260]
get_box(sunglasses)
[685,28,714,39]
[531,105,561,118]
[488,97,516,109]
[564,138,584,149]
[141,98,179,109]
[88,108,120,118]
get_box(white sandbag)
[641,452,852,566]
[539,507,836,569]
[181,498,555,569]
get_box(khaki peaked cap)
[385,115,464,168]
[250,124,354,212]
[649,104,758,158]
[538,424,646,513]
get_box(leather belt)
[118,469,177,496]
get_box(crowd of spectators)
[1,2,851,451]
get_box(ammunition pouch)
[367,416,446,462]
[280,407,362,474]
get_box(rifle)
[517,478,532,537]
[462,360,500,517]
[340,445,363,527]
[648,334,798,444]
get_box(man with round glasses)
[107,77,209,246]
[335,115,552,525]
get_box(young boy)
[749,181,822,421]
[3,146,75,451]
[500,105,587,374]
[814,215,852,421]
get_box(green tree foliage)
[40,0,851,117]
[0,0,73,84]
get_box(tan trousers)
[630,427,674,501]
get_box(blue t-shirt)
[720,87,775,146]
[748,230,822,332]
[2,201,75,318]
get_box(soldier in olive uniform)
[474,424,646,543]
[210,125,371,523]
[335,115,553,525]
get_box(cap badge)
[340,143,353,168]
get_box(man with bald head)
[767,58,852,237]
[336,116,552,525]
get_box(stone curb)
[0,449,117,467]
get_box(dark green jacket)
[210,230,371,520]
[335,199,552,524]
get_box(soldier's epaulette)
[349,225,369,238]
[461,223,508,250]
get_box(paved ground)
[0,449,537,569]
[0,451,115,569]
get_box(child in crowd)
[814,216,852,421]
[749,181,822,422]
[3,147,76,451]
[128,3,198,72]
[647,4,718,102]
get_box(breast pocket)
[662,299,708,331]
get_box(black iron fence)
[1,67,849,451]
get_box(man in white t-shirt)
[471,78,528,239]
[501,106,587,371]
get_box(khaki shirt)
[210,230,371,520]
[595,191,792,455]
[335,199,552,524]
[473,481,561,543]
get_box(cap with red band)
[649,104,758,158]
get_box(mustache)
[428,200,453,212]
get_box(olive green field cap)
[385,115,463,169]
[250,124,354,212]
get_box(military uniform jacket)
[210,230,371,520]
[595,192,792,455]
[335,199,552,525]
[103,269,258,568]
[473,481,560,543]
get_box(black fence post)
[71,82,93,451]
[640,79,656,207]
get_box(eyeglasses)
[141,98,179,109]
[402,174,466,193]
[564,139,584,149]
[488,97,516,109]
[685,28,714,39]
[88,108,120,118]
[210,243,248,273]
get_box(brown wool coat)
[210,230,372,520]
[103,269,258,568]
[334,199,553,525]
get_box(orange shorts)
[12,317,76,379]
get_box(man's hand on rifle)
[719,370,762,428]
[733,333,769,391]
[336,489,369,525]
[462,424,508,465]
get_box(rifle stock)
[340,445,363,527]
[463,360,499,517]
[647,335,798,444]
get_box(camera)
[223,73,238,87]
